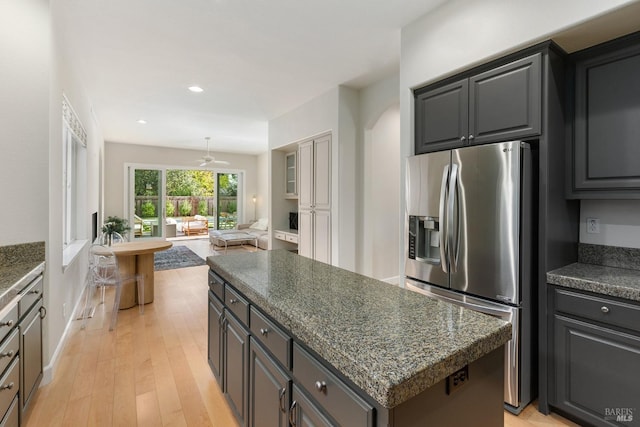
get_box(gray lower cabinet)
[248,338,290,427]
[207,291,223,384]
[550,286,640,426]
[207,273,375,427]
[291,384,334,427]
[568,33,640,198]
[19,299,43,416]
[224,311,248,426]
[415,52,541,154]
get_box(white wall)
[47,0,105,384]
[103,142,261,225]
[580,200,640,249]
[399,0,639,276]
[0,0,103,384]
[256,152,269,221]
[358,73,401,282]
[0,0,49,246]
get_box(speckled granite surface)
[207,249,511,409]
[579,243,640,270]
[547,263,640,302]
[548,244,640,302]
[0,242,46,312]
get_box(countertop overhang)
[207,249,511,408]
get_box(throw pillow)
[250,218,268,231]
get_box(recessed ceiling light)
[188,86,204,93]
[137,119,147,124]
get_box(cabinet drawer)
[293,343,373,427]
[0,307,17,344]
[208,270,225,301]
[274,231,286,241]
[0,395,17,427]
[555,287,640,332]
[250,307,291,369]
[18,276,43,319]
[225,285,249,326]
[0,331,18,378]
[0,357,18,419]
[285,234,298,244]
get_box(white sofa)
[209,220,268,250]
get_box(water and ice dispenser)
[408,215,441,264]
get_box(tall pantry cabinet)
[298,134,331,264]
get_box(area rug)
[154,246,206,271]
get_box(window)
[62,96,87,251]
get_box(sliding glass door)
[216,172,238,230]
[128,167,165,239]
[126,165,244,238]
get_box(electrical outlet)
[446,365,469,394]
[586,218,600,234]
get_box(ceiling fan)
[198,137,230,167]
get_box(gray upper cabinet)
[415,79,469,153]
[415,53,541,154]
[569,34,640,198]
[469,54,541,145]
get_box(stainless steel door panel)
[405,279,520,408]
[405,151,451,289]
[449,141,524,304]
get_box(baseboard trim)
[42,290,86,385]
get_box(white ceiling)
[55,0,448,155]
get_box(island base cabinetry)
[208,266,506,427]
[549,286,640,426]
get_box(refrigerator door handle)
[439,165,449,274]
[447,163,459,272]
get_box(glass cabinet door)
[285,152,297,197]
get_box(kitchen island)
[207,249,511,426]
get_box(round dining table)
[108,240,173,309]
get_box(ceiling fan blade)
[199,161,208,167]
[214,160,230,165]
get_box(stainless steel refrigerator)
[404,140,533,414]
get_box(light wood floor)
[24,263,578,427]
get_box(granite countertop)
[207,249,511,409]
[0,242,46,312]
[547,263,640,302]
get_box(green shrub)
[198,200,208,216]
[227,200,237,214]
[166,200,175,217]
[179,200,192,216]
[141,201,156,218]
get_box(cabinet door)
[554,314,640,426]
[225,311,249,426]
[313,210,331,265]
[298,210,313,259]
[313,135,331,211]
[208,291,224,385]
[20,299,43,415]
[291,385,334,427]
[285,152,297,197]
[298,142,314,210]
[469,53,541,145]
[249,338,290,427]
[572,42,640,196]
[415,79,469,154]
